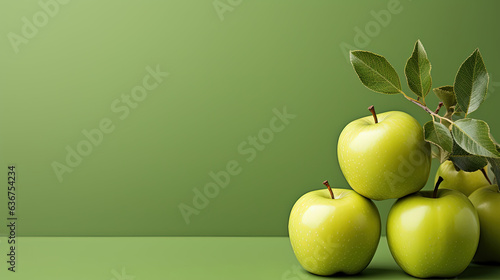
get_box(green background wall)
[0,0,499,237]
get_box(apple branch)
[400,92,454,125]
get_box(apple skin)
[469,184,500,263]
[387,189,480,278]
[435,160,490,196]
[338,111,431,200]
[288,188,381,276]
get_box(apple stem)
[433,176,444,198]
[323,180,334,199]
[368,105,378,124]
[480,168,492,185]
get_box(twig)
[399,91,454,124]
[434,102,444,114]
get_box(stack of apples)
[288,106,500,278]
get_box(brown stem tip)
[434,102,444,114]
[368,105,378,124]
[323,180,334,199]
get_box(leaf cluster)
[350,40,500,184]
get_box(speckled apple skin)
[288,189,381,276]
[338,111,431,200]
[435,160,490,196]
[387,189,479,278]
[469,185,500,263]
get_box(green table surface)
[0,236,499,279]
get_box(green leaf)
[489,144,500,185]
[488,158,500,185]
[430,144,440,159]
[433,86,456,111]
[430,143,449,163]
[491,135,500,146]
[350,51,402,94]
[449,141,488,172]
[454,49,489,116]
[423,121,453,153]
[405,40,432,99]
[452,109,465,119]
[451,118,500,158]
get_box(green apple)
[435,160,490,196]
[469,184,500,263]
[387,177,480,278]
[288,181,381,276]
[338,106,431,200]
